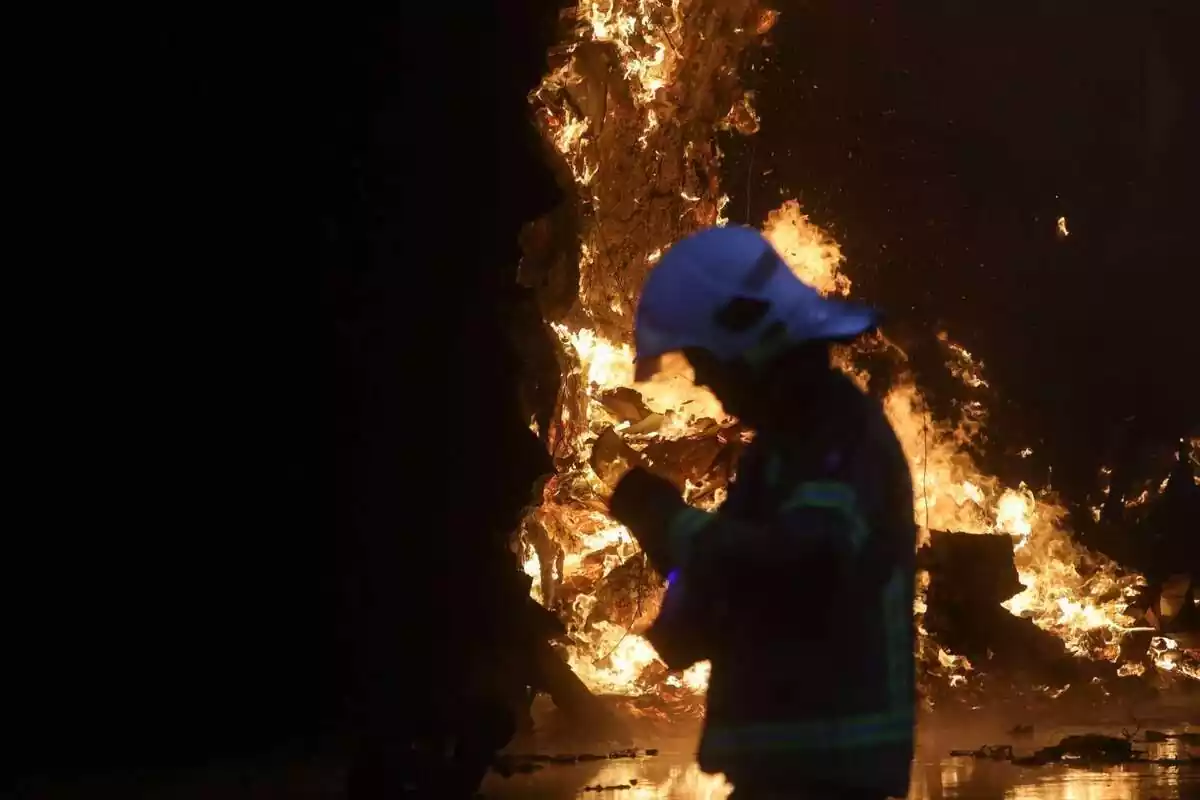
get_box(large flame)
[522,0,1186,703]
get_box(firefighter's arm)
[609,468,864,582]
[641,503,859,669]
[668,497,858,593]
[608,467,691,574]
[609,468,866,668]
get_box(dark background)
[9,0,1197,791]
[11,5,563,788]
[723,0,1199,504]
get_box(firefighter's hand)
[610,467,684,564]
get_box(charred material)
[922,531,1090,684]
[950,733,1199,774]
[1093,436,1200,652]
[921,530,1024,662]
[590,426,647,488]
[952,734,1141,766]
[923,530,1026,609]
[1017,734,1136,766]
[1138,438,1200,580]
[494,747,659,777]
[530,639,630,742]
[528,0,766,340]
[588,553,661,631]
[640,428,742,490]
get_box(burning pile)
[517,0,1193,709]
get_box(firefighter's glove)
[645,571,711,670]
[609,467,685,572]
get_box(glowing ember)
[522,0,1185,705]
[1150,636,1200,681]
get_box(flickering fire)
[522,0,1191,703]
[1150,636,1200,681]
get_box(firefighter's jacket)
[645,374,916,798]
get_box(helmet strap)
[741,321,792,371]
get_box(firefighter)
[609,225,917,800]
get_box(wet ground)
[12,711,1198,798]
[484,714,1200,799]
[484,753,1199,799]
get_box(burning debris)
[919,530,1076,685]
[511,0,1195,718]
[949,730,1200,768]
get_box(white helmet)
[633,226,877,381]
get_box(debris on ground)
[949,744,1012,760]
[1051,733,1136,763]
[1007,724,1034,737]
[492,748,659,777]
[582,776,642,792]
[955,734,1152,767]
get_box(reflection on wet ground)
[921,750,1196,799]
[483,723,1200,799]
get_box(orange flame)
[525,0,1181,702]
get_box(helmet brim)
[633,297,878,381]
[792,297,879,343]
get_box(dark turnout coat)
[646,373,917,798]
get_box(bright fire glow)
[523,0,1186,705]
